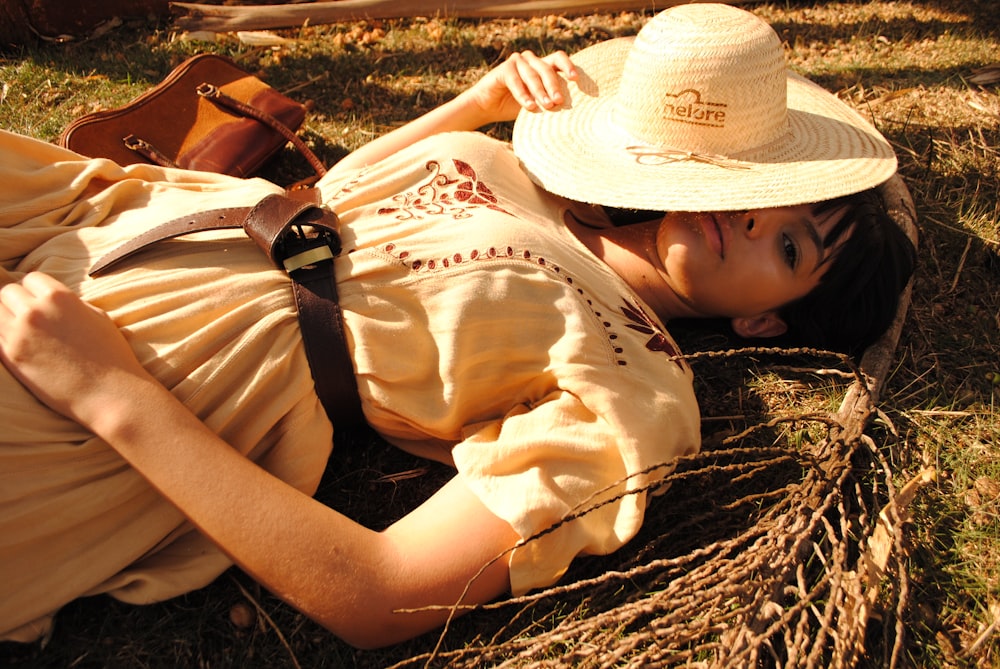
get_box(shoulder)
[409,132,522,181]
[332,131,513,178]
[417,130,512,155]
[320,131,521,200]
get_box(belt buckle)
[280,211,342,274]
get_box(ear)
[731,312,788,339]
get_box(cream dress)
[0,129,700,641]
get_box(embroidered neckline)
[372,155,687,372]
[381,240,685,371]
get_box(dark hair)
[770,188,917,357]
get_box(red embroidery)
[381,240,683,370]
[370,157,684,370]
[621,300,686,369]
[377,159,513,220]
[453,160,510,214]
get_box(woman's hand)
[463,50,578,125]
[0,272,151,430]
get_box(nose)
[735,211,764,239]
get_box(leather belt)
[90,192,364,427]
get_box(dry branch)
[841,172,918,409]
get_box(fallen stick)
[171,0,752,32]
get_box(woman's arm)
[0,273,519,649]
[334,50,577,172]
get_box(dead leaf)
[177,30,219,43]
[237,30,295,47]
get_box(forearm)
[334,89,491,172]
[92,375,378,625]
[335,50,577,173]
[91,374,513,649]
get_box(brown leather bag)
[59,53,326,181]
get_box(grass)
[1,0,999,666]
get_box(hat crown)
[613,4,788,157]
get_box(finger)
[20,271,63,297]
[0,283,15,326]
[511,52,560,109]
[518,51,572,108]
[0,280,33,316]
[21,271,110,324]
[502,53,540,111]
[0,282,30,349]
[544,50,578,80]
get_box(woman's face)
[655,204,849,320]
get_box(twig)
[958,603,1000,660]
[280,73,328,96]
[230,577,303,669]
[949,236,973,293]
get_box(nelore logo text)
[662,90,727,128]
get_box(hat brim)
[512,36,898,212]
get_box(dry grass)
[1,1,999,667]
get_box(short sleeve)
[451,389,663,595]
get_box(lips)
[700,213,724,258]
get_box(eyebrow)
[809,205,849,272]
[805,218,825,272]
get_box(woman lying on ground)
[0,4,915,649]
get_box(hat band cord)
[625,145,751,170]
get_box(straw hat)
[511,3,898,211]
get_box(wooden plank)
[171,0,752,32]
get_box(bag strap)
[90,193,363,428]
[198,84,328,179]
[123,83,328,181]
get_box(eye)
[782,233,799,269]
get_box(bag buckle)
[196,82,221,99]
[122,134,182,169]
[123,134,151,151]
